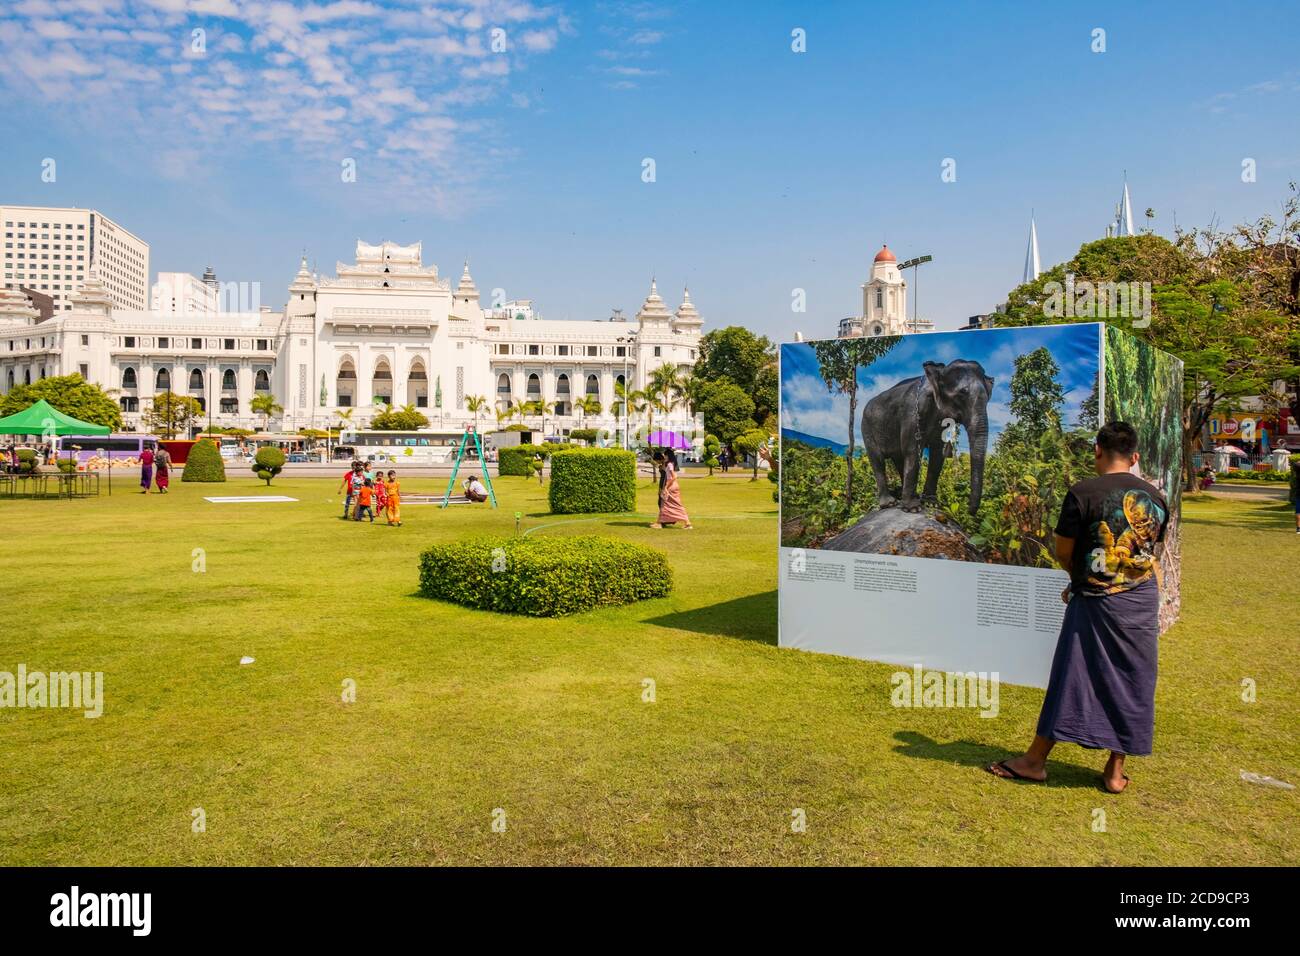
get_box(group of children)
[339,460,402,525]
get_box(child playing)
[374,471,388,515]
[340,461,365,519]
[385,470,402,526]
[355,479,376,522]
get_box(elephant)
[860,359,993,514]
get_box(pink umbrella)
[645,429,691,450]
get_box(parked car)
[287,453,308,463]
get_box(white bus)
[336,429,474,465]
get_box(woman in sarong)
[139,446,155,494]
[651,450,692,529]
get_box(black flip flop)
[986,760,1045,783]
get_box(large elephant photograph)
[779,324,1103,566]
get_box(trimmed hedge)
[181,439,226,482]
[497,443,549,476]
[418,534,672,617]
[252,446,285,484]
[548,448,636,513]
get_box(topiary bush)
[498,443,549,476]
[15,448,38,475]
[548,448,636,513]
[418,535,672,616]
[569,427,598,445]
[181,438,227,482]
[252,446,285,485]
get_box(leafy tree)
[1004,347,1065,445]
[466,394,489,432]
[144,391,203,438]
[812,336,900,507]
[250,393,283,431]
[733,427,770,481]
[696,326,777,425]
[371,406,430,430]
[0,374,122,430]
[696,381,756,447]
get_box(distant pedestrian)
[154,446,172,493]
[650,450,692,529]
[139,446,155,494]
[355,480,376,522]
[340,460,364,518]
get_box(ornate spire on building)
[456,260,479,299]
[1113,175,1134,237]
[1023,215,1041,284]
[289,253,316,293]
[0,285,40,326]
[201,264,218,288]
[636,277,673,327]
[68,260,115,316]
[673,285,703,331]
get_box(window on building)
[80,334,89,346]
[254,369,270,392]
[189,368,204,391]
[155,368,170,390]
[654,346,662,357]
[124,336,136,348]
[256,339,268,350]
[121,367,137,389]
[223,338,235,350]
[222,369,236,390]
[78,363,88,378]
[120,396,138,412]
[528,344,539,356]
[191,338,202,349]
[158,337,169,348]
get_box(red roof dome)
[873,244,896,263]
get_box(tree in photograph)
[250,392,283,431]
[696,381,756,448]
[1004,347,1065,446]
[0,373,122,430]
[144,391,203,438]
[812,336,900,508]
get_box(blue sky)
[2,1,1299,335]
[781,324,1101,451]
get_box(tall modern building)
[152,268,219,317]
[1,205,150,312]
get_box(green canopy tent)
[0,399,111,495]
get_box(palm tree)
[509,398,527,425]
[646,362,682,438]
[575,395,602,427]
[533,399,555,437]
[250,393,283,432]
[494,406,510,430]
[624,388,648,445]
[466,394,488,433]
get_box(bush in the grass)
[418,535,672,616]
[498,443,549,476]
[569,427,599,445]
[548,448,636,513]
[252,446,285,485]
[181,438,226,482]
[56,458,76,473]
[15,448,37,474]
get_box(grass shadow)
[644,590,777,645]
[892,731,1108,790]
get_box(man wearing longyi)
[988,421,1169,794]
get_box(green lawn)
[0,475,1295,865]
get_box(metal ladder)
[440,429,497,508]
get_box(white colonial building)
[0,240,705,441]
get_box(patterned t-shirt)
[1055,472,1169,596]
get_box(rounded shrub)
[548,447,636,514]
[181,438,227,482]
[15,448,38,474]
[418,534,672,617]
[498,443,549,476]
[251,446,285,485]
[569,427,598,445]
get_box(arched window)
[336,357,356,408]
[5,369,13,390]
[555,374,570,416]
[23,369,31,386]
[156,367,170,391]
[615,373,626,389]
[121,367,137,389]
[586,374,599,397]
[188,368,204,391]
[371,360,392,405]
[408,359,428,408]
[496,373,511,406]
[875,288,883,309]
[222,369,236,390]
[526,373,541,399]
[254,369,270,392]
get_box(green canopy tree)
[0,374,122,430]
[371,405,430,430]
[144,391,203,438]
[696,381,755,447]
[696,326,777,425]
[812,336,900,507]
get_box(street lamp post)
[618,331,637,450]
[898,255,933,332]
